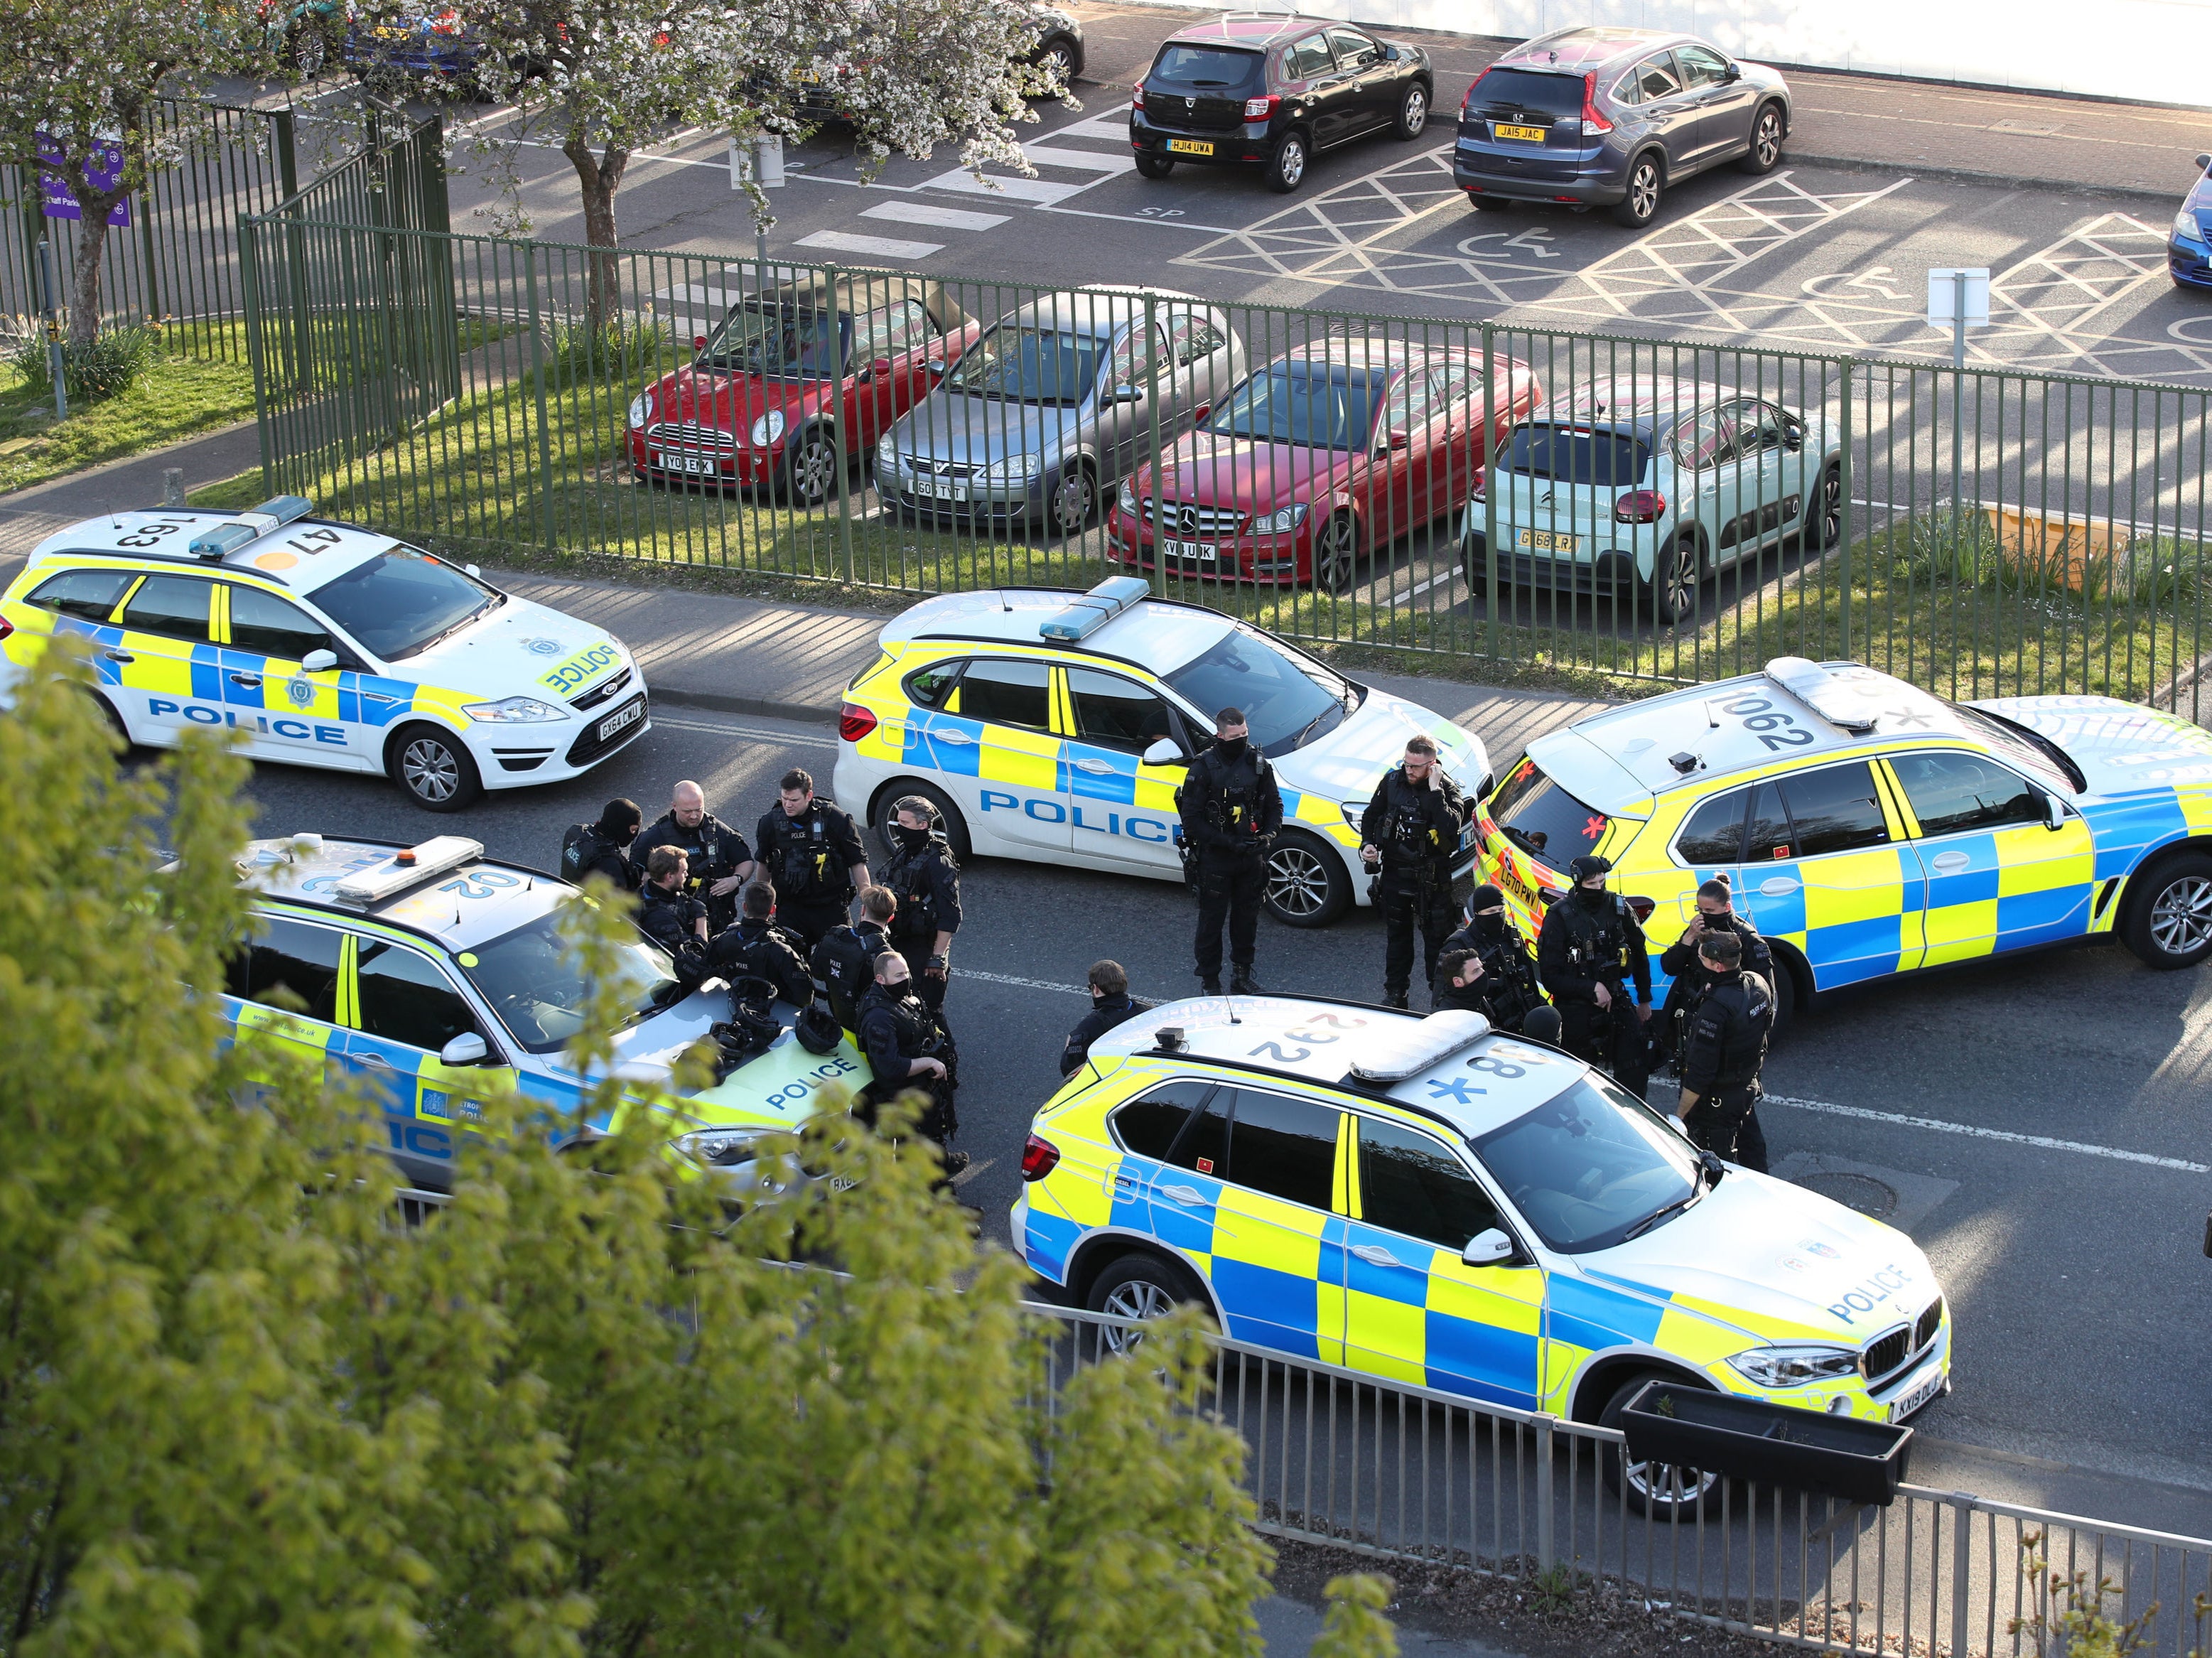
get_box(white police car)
[1,496,650,810]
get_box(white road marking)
[1051,107,1137,142]
[647,715,838,745]
[1020,144,1128,174]
[921,169,1095,205]
[1759,1094,2210,1173]
[860,201,1011,232]
[794,229,945,260]
[962,969,1091,996]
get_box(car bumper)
[629,431,781,487]
[1131,114,1275,167]
[1103,512,1312,583]
[2171,237,2212,286]
[879,466,1054,522]
[1463,530,1644,595]
[1453,154,1624,206]
[1706,1323,1952,1426]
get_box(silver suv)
[875,291,1243,536]
[1452,26,1791,228]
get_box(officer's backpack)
[812,925,886,1015]
[559,823,604,883]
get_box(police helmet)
[794,1003,843,1055]
[1568,854,1613,883]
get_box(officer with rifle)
[1536,854,1654,1097]
[856,951,969,1179]
[1177,707,1282,996]
[1360,734,1469,1009]
[1434,883,1546,1032]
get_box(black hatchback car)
[1131,14,1433,193]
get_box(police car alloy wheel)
[870,778,971,861]
[2125,852,2212,969]
[392,726,482,812]
[1599,1372,1723,1518]
[1085,1252,1198,1355]
[1264,829,1350,927]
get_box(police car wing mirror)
[2197,153,2210,172]
[301,648,338,673]
[1142,736,1185,766]
[439,1031,490,1066]
[2042,790,2066,831]
[1462,1228,1517,1268]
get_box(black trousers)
[1685,1085,1764,1167]
[1559,990,1653,1099]
[782,897,849,952]
[895,943,947,1013]
[1381,876,1457,1000]
[1194,856,1265,979]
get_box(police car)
[0,496,652,810]
[832,576,1491,925]
[1013,996,1950,1512]
[1477,656,2212,1024]
[224,833,871,1192]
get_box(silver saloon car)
[874,291,1244,536]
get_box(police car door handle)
[1756,876,1801,897]
[1074,758,1116,775]
[228,671,262,689]
[1158,1183,1205,1205]
[933,728,975,745]
[1930,850,1973,872]
[102,648,134,664]
[353,1052,394,1069]
[1350,1243,1405,1268]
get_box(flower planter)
[1620,1380,1914,1507]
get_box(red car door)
[1364,365,1431,544]
[1424,359,1485,522]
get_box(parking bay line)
[1758,1094,2208,1173]
[860,202,1011,232]
[794,229,946,260]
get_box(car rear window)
[1501,424,1651,488]
[1150,43,1265,88]
[1466,68,1587,119]
[1487,756,1608,871]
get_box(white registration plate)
[659,452,720,475]
[1458,822,1477,852]
[1516,527,1580,553]
[1162,537,1217,561]
[598,701,645,743]
[1887,1369,1942,1422]
[917,475,969,502]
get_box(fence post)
[1837,355,1855,661]
[237,213,276,497]
[1949,1492,1976,1658]
[1532,1413,1555,1576]
[524,247,556,555]
[824,260,856,584]
[1480,323,1499,666]
[1143,287,1164,598]
[274,107,298,201]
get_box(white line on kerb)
[1758,1094,2209,1174]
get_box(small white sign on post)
[1927,267,1991,368]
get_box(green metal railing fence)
[232,222,2211,719]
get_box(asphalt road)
[231,693,2212,1539]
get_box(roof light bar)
[1038,574,1152,643]
[1348,1009,1490,1084]
[188,495,315,562]
[1762,656,1882,733]
[332,836,485,903]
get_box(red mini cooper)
[627,275,978,505]
[1104,340,1542,588]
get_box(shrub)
[7,318,166,404]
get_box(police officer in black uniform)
[706,880,815,1007]
[1178,707,1283,995]
[880,795,961,1014]
[1060,959,1143,1077]
[633,780,757,934]
[813,886,899,1030]
[1430,948,1514,1024]
[755,768,870,951]
[1435,884,1546,1033]
[1673,930,1775,1168]
[1359,735,1468,1009]
[856,951,969,1178]
[1657,875,1776,1170]
[636,845,709,954]
[1536,854,1654,1097]
[566,799,642,890]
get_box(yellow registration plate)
[1497,863,1538,908]
[1494,122,1548,142]
[1168,139,1215,156]
[1517,527,1580,553]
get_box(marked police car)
[0,496,651,810]
[833,576,1491,925]
[1013,996,1951,1514]
[1477,656,2212,1025]
[225,834,871,1192]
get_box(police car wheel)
[83,689,133,751]
[1264,828,1351,927]
[869,779,971,861]
[1086,1251,1202,1355]
[2122,851,2212,969]
[388,724,482,812]
[1598,1372,1724,1519]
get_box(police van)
[0,497,651,810]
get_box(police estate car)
[0,496,651,810]
[833,576,1491,926]
[1477,657,2212,1023]
[225,833,870,1191]
[1013,997,1949,1513]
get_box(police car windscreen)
[1501,424,1651,488]
[308,548,497,662]
[1166,625,1349,754]
[456,914,681,1053]
[1204,362,1379,450]
[946,325,1101,405]
[1472,1074,1698,1254]
[1487,756,1606,872]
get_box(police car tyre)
[1645,529,1701,624]
[83,688,132,751]
[1766,947,1799,1038]
[868,777,972,862]
[782,426,842,506]
[1597,1371,1724,1518]
[387,723,482,812]
[1264,827,1352,927]
[2120,850,2212,969]
[1135,152,1173,180]
[1313,510,1360,593]
[1086,1251,1205,1352]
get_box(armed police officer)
[1673,930,1775,1168]
[814,885,898,1030]
[1536,854,1654,1097]
[633,780,756,934]
[1359,735,1468,1009]
[756,768,870,951]
[636,845,710,954]
[1179,706,1282,995]
[856,951,968,1178]
[561,798,642,890]
[1657,875,1776,1170]
[880,795,961,1013]
[1435,884,1546,1033]
[706,880,816,1007]
[1060,959,1143,1077]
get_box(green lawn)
[0,324,261,497]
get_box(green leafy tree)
[1310,1574,1401,1658]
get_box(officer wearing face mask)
[880,795,961,1014]
[856,950,967,1179]
[1658,874,1775,1170]
[1435,884,1546,1033]
[1060,959,1143,1077]
[1536,853,1653,1096]
[1360,734,1469,1010]
[1177,706,1282,996]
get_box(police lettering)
[540,644,621,694]
[148,699,347,745]
[979,789,1170,844]
[1825,1261,1915,1327]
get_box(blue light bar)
[188,495,316,561]
[1038,574,1153,643]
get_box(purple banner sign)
[36,131,130,227]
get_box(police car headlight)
[676,1127,765,1167]
[463,695,566,723]
[1252,502,1310,535]
[749,411,787,448]
[627,393,651,429]
[1726,1345,1862,1389]
[983,451,1043,484]
[1340,802,1366,833]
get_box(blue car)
[2169,154,2212,289]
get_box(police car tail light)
[1020,1134,1061,1181]
[1624,895,1656,923]
[1038,574,1150,642]
[1348,1009,1489,1084]
[333,836,486,902]
[838,701,878,743]
[1613,489,1666,524]
[187,495,314,561]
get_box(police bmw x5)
[221,833,873,1194]
[1,497,652,811]
[833,576,1491,925]
[1013,996,1950,1513]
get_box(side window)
[1776,762,1892,856]
[1675,788,1749,866]
[119,574,215,644]
[227,586,335,662]
[356,938,480,1053]
[1358,1116,1501,1250]
[1103,322,1165,392]
[27,567,136,623]
[1743,781,1795,862]
[1676,44,1732,88]
[951,658,1052,729]
[1069,667,1175,752]
[860,298,932,357]
[1668,407,1739,473]
[1324,26,1377,68]
[1427,362,1474,414]
[1287,33,1334,78]
[1630,52,1683,102]
[1730,399,1784,454]
[1890,752,2045,837]
[1221,1088,1339,1210]
[904,659,965,709]
[1381,370,1432,441]
[1111,1080,1215,1160]
[1165,1089,1230,1176]
[1174,316,1228,366]
[223,916,344,1022]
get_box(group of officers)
[1167,710,1778,1170]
